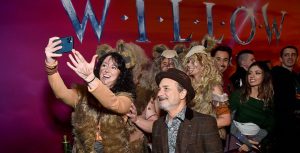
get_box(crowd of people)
[45,36,300,153]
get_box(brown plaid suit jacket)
[152,107,223,153]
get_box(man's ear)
[229,57,232,66]
[240,60,245,67]
[279,57,283,63]
[180,89,187,100]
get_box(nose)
[249,73,255,78]
[220,60,225,65]
[157,88,163,97]
[104,67,110,73]
[187,62,193,68]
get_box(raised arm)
[88,77,132,114]
[66,50,132,114]
[45,37,78,107]
[127,100,159,133]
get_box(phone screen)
[54,36,74,54]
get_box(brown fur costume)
[152,44,169,59]
[113,40,152,153]
[72,85,135,153]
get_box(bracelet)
[86,76,96,84]
[45,60,58,75]
[45,64,58,75]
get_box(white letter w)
[61,0,111,43]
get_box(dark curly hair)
[93,52,136,97]
[74,52,135,112]
[210,45,232,60]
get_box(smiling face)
[247,65,263,88]
[160,57,175,72]
[157,78,183,111]
[99,56,121,88]
[214,50,230,73]
[185,55,203,77]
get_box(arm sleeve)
[264,108,275,133]
[229,91,240,112]
[151,120,160,153]
[88,79,132,114]
[48,72,79,107]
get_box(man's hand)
[127,103,138,123]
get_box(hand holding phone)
[54,36,74,54]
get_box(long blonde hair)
[183,52,222,114]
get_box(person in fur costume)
[173,43,188,62]
[127,49,183,133]
[183,45,231,142]
[127,49,183,151]
[152,44,169,59]
[45,37,136,153]
[115,40,152,153]
[95,43,114,58]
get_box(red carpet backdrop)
[0,0,299,152]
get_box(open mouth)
[249,78,255,82]
[101,74,111,81]
[158,96,167,101]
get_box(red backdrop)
[1,0,299,152]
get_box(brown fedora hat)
[155,68,195,102]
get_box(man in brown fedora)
[152,68,223,153]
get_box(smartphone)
[54,36,74,54]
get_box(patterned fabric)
[192,87,229,139]
[165,107,186,153]
[152,107,223,153]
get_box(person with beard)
[152,68,223,153]
[127,49,183,151]
[271,45,300,153]
[211,45,233,94]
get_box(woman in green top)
[229,61,274,152]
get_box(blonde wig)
[183,50,223,115]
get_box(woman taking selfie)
[45,37,135,153]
